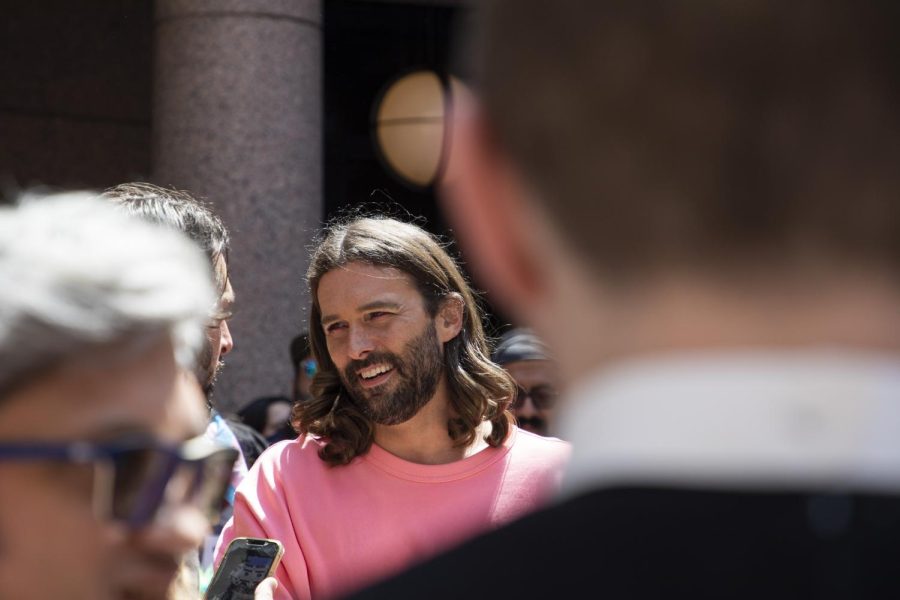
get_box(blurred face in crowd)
[199,255,235,396]
[294,354,316,403]
[0,339,210,600]
[503,359,559,436]
[317,262,458,426]
[264,400,293,438]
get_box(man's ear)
[439,100,543,324]
[436,292,464,343]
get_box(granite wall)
[154,0,323,413]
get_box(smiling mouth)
[357,363,395,388]
[358,363,392,379]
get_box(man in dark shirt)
[346,2,900,598]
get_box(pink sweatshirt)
[214,426,570,599]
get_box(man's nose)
[219,320,234,357]
[347,326,374,361]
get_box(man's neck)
[544,269,900,386]
[372,379,490,465]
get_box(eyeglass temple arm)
[0,442,104,462]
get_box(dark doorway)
[323,1,512,336]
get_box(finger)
[254,577,279,600]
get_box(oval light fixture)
[372,70,464,189]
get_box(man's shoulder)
[206,411,242,449]
[249,433,333,476]
[512,426,570,448]
[507,426,571,463]
[224,418,269,467]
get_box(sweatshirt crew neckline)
[362,425,518,483]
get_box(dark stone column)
[154,0,322,413]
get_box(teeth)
[360,364,391,379]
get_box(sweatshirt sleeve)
[213,446,311,600]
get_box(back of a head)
[101,182,229,285]
[0,192,215,398]
[472,1,900,279]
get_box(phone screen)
[205,539,282,600]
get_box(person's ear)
[439,100,543,324]
[435,292,464,343]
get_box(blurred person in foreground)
[491,328,559,436]
[0,193,241,600]
[216,216,571,599]
[346,1,900,598]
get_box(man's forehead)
[504,359,558,383]
[320,263,418,296]
[317,263,422,317]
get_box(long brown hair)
[292,216,515,466]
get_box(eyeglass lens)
[512,385,559,410]
[107,447,235,528]
[110,447,175,524]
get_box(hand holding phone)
[205,537,284,600]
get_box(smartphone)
[204,537,284,600]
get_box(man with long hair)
[215,216,570,599]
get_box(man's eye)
[210,305,234,322]
[325,322,347,334]
[367,311,391,321]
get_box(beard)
[202,359,225,399]
[340,322,443,426]
[196,342,225,401]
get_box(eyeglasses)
[511,385,559,411]
[0,435,237,529]
[300,357,318,378]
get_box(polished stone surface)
[154,0,322,413]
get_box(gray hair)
[0,191,216,397]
